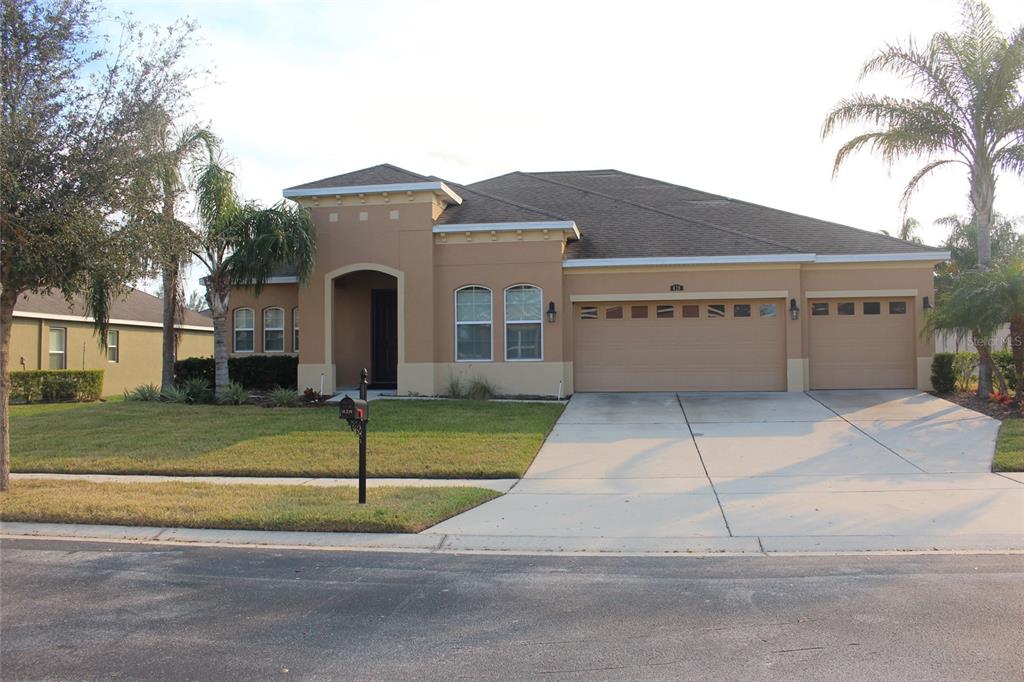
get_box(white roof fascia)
[434,221,580,240]
[13,310,213,332]
[563,251,951,268]
[283,181,463,205]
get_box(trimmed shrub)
[930,353,956,394]
[174,355,298,391]
[125,383,161,401]
[992,350,1016,392]
[11,370,104,403]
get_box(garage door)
[573,300,786,392]
[808,298,915,389]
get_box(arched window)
[292,307,300,352]
[263,307,285,353]
[505,285,542,361]
[233,308,254,352]
[455,286,492,361]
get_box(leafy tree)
[935,213,1024,277]
[823,0,1024,269]
[0,0,202,490]
[186,290,208,312]
[978,260,1024,402]
[189,161,316,397]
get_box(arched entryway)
[324,264,403,390]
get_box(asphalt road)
[1,539,1022,681]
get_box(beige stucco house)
[228,164,949,397]
[11,288,213,395]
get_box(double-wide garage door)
[808,297,915,389]
[573,300,787,392]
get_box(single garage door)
[808,297,915,389]
[573,300,786,392]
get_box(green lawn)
[994,420,1024,471]
[10,399,562,478]
[0,479,499,533]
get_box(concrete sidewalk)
[11,473,517,493]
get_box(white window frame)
[106,329,119,363]
[504,284,543,362]
[263,307,286,353]
[48,326,67,369]
[292,307,300,352]
[454,285,493,362]
[233,308,255,353]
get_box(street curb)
[2,522,1022,557]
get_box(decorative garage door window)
[233,308,254,352]
[733,304,751,318]
[863,301,881,315]
[505,285,543,361]
[811,302,830,316]
[656,305,674,318]
[889,301,907,314]
[682,304,699,318]
[263,307,285,352]
[838,302,855,316]
[580,306,598,320]
[455,286,492,361]
[708,304,726,319]
[759,303,777,318]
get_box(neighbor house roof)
[286,164,948,261]
[13,288,214,330]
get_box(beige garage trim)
[572,299,787,392]
[808,297,915,390]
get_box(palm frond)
[900,158,964,208]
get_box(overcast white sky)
[112,0,1024,296]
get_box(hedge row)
[174,355,298,390]
[10,370,104,403]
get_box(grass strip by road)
[993,420,1024,472]
[11,399,563,478]
[0,480,500,533]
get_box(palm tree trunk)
[974,330,996,397]
[207,280,231,398]
[0,287,18,491]
[1011,317,1024,405]
[160,257,180,391]
[971,166,995,269]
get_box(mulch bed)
[939,391,1023,420]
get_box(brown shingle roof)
[15,288,213,329]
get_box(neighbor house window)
[106,330,119,363]
[233,308,254,352]
[838,302,855,316]
[48,327,66,369]
[708,304,726,319]
[889,301,907,315]
[292,307,300,351]
[863,301,881,315]
[759,303,777,318]
[455,286,492,361]
[263,307,285,352]
[505,284,542,361]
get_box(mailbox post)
[339,369,370,503]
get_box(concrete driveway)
[427,391,1024,552]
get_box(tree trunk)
[160,257,180,391]
[0,288,18,491]
[208,280,231,398]
[971,165,995,269]
[974,330,1002,397]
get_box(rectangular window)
[456,287,492,361]
[293,308,300,351]
[631,305,648,319]
[106,330,119,363]
[733,304,751,318]
[656,305,674,319]
[811,302,829,316]
[505,285,543,361]
[234,309,254,352]
[863,301,881,315]
[889,301,907,315]
[682,304,699,319]
[838,302,855,316]
[759,303,777,318]
[605,306,623,320]
[263,308,285,352]
[580,306,598,320]
[708,304,726,319]
[48,327,66,369]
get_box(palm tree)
[137,112,219,390]
[880,216,923,243]
[190,161,316,397]
[975,260,1024,402]
[823,0,1024,269]
[936,213,1023,276]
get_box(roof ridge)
[603,169,944,252]
[518,172,803,253]
[447,174,570,222]
[379,163,431,181]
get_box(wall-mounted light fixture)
[789,298,800,320]
[923,296,932,310]
[547,301,557,323]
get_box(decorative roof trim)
[433,221,580,239]
[283,181,463,205]
[563,251,950,268]
[13,310,213,331]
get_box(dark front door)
[370,289,398,387]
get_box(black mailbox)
[338,395,369,423]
